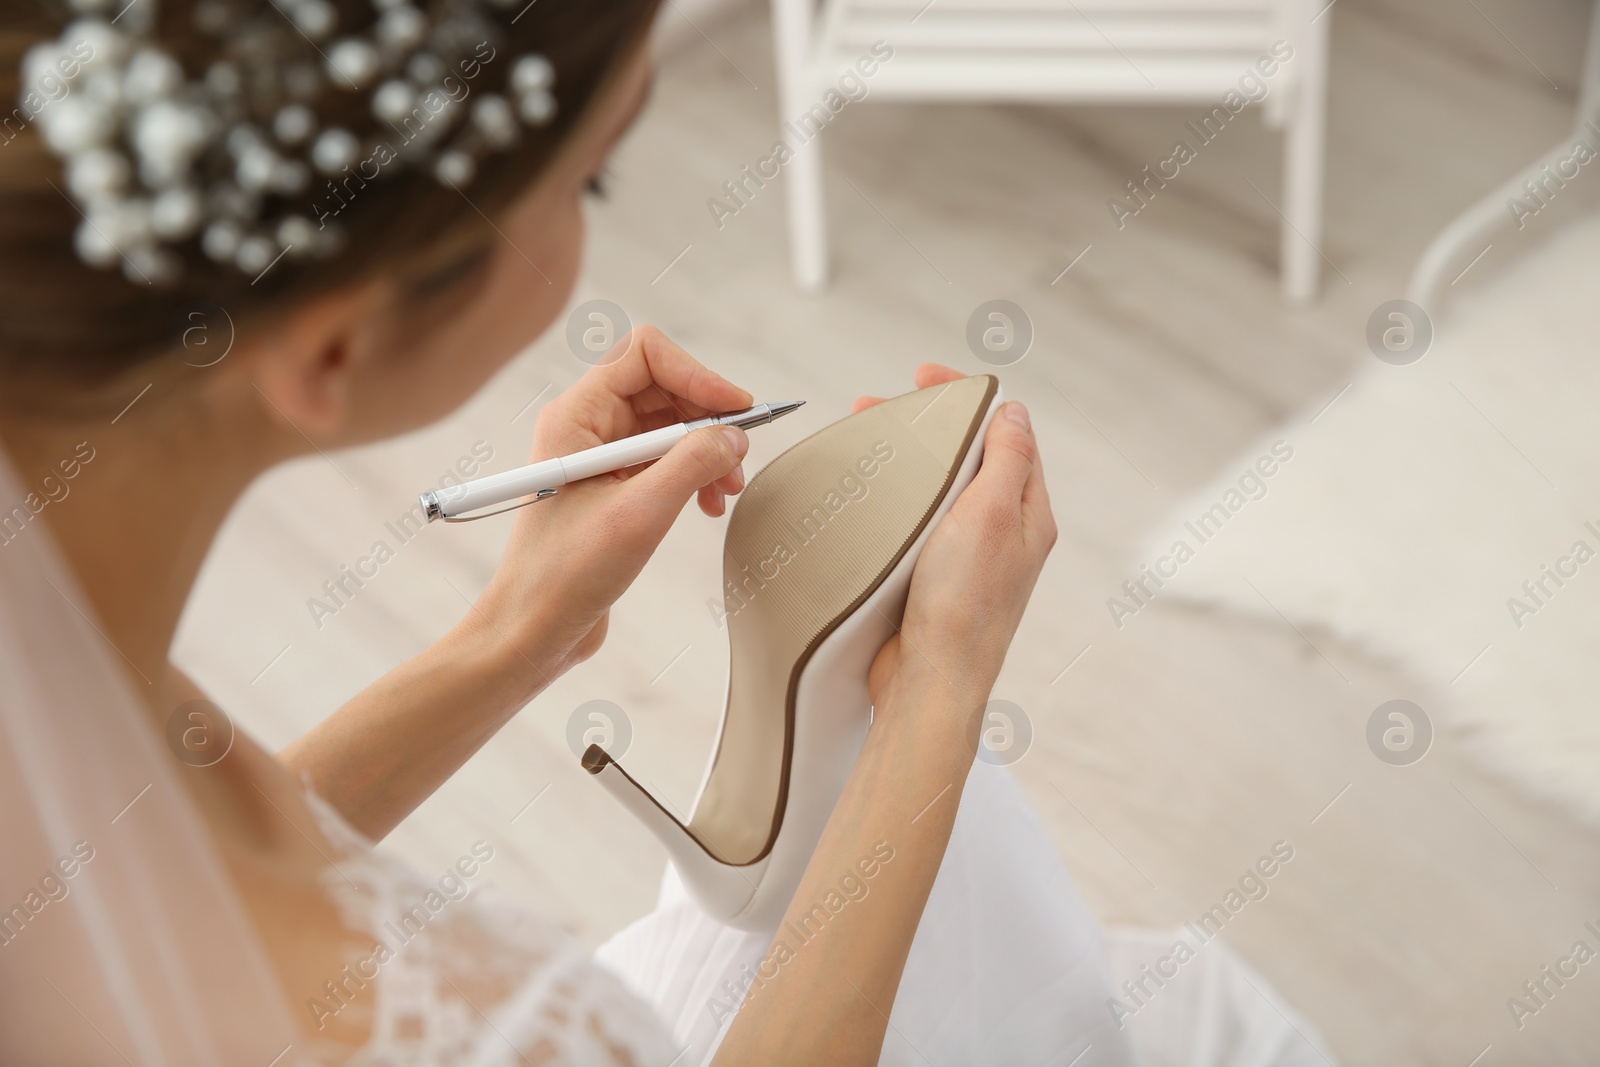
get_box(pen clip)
[439,487,559,523]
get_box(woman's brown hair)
[0,0,657,402]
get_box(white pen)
[421,400,806,522]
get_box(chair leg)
[771,0,828,290]
[1281,4,1330,303]
[785,133,828,290]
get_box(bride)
[0,1,1333,1064]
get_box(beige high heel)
[584,375,1002,929]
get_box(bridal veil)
[0,451,298,1065]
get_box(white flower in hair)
[123,49,183,104]
[327,38,382,88]
[24,0,561,285]
[67,147,131,200]
[292,0,339,39]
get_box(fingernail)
[720,426,749,457]
[1005,402,1031,430]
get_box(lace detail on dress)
[299,791,677,1067]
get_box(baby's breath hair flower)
[23,0,559,285]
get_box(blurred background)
[175,1,1600,1063]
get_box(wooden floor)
[176,1,1600,1063]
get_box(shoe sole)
[586,374,1001,927]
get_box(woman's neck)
[0,385,272,690]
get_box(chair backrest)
[806,0,1304,105]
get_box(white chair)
[1409,1,1600,314]
[769,0,1331,301]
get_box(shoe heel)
[582,745,765,919]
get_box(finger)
[618,425,749,532]
[631,400,698,434]
[698,483,726,517]
[631,384,707,422]
[527,392,608,458]
[600,326,754,416]
[1017,427,1057,551]
[712,464,744,496]
[867,632,902,699]
[964,402,1036,511]
[853,366,963,415]
[913,363,966,389]
[536,326,752,457]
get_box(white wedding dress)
[0,450,1334,1067]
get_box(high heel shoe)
[584,375,1003,930]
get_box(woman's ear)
[245,282,387,439]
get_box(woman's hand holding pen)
[463,326,754,697]
[284,329,749,838]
